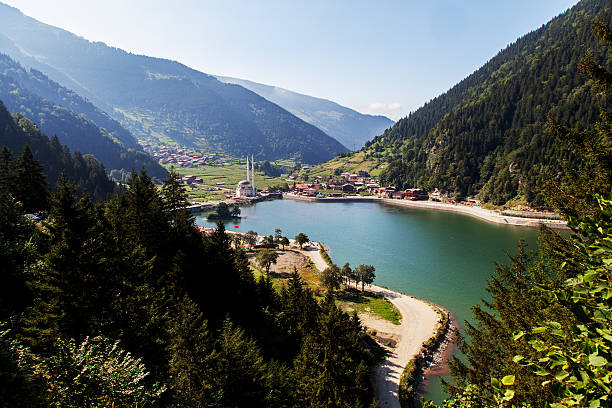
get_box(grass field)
[302,150,389,179]
[247,248,399,325]
[249,260,323,294]
[164,157,289,201]
[337,292,401,325]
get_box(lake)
[195,199,539,402]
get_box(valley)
[0,1,609,407]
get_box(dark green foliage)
[321,264,342,293]
[14,145,48,212]
[0,328,44,408]
[0,54,166,179]
[255,160,283,177]
[0,118,378,407]
[161,167,194,235]
[293,296,372,408]
[371,0,612,206]
[445,242,572,405]
[207,202,240,220]
[0,194,34,320]
[215,319,268,407]
[21,178,116,351]
[440,16,612,408]
[355,264,376,292]
[256,248,279,275]
[167,296,220,407]
[294,232,309,249]
[0,101,117,200]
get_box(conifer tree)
[293,295,370,408]
[167,296,220,407]
[14,145,48,213]
[442,17,612,408]
[0,146,15,194]
[216,319,267,408]
[22,177,114,351]
[0,192,34,319]
[123,169,169,254]
[161,167,193,233]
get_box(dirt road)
[302,244,439,407]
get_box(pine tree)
[216,319,267,408]
[442,17,612,408]
[161,167,193,233]
[14,145,48,213]
[0,192,35,319]
[293,295,370,408]
[167,295,220,407]
[22,177,114,351]
[0,146,15,194]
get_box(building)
[236,156,257,198]
[236,180,254,198]
[342,184,355,193]
[404,188,428,201]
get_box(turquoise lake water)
[195,199,539,402]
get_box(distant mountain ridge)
[0,3,347,164]
[216,76,394,150]
[0,53,167,180]
[319,0,611,206]
[0,100,117,200]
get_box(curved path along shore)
[301,245,439,407]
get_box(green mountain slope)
[313,0,610,206]
[0,3,347,164]
[0,54,167,180]
[216,76,394,150]
[0,100,117,200]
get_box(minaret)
[251,155,255,195]
[246,156,249,183]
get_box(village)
[287,170,432,201]
[170,156,488,214]
[142,143,214,168]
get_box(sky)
[4,0,579,120]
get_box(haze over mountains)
[0,2,348,164]
[216,76,394,150]
[0,53,167,180]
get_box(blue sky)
[5,0,578,120]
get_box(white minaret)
[246,156,250,183]
[251,155,255,195]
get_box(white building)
[236,179,253,198]
[236,156,257,198]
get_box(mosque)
[236,156,257,198]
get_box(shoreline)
[301,243,454,408]
[282,193,569,230]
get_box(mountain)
[216,76,394,150]
[310,0,610,207]
[0,100,117,200]
[0,3,347,164]
[0,53,167,181]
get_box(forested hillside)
[217,76,394,150]
[0,54,166,181]
[0,100,117,201]
[326,0,610,206]
[0,3,347,164]
[426,17,612,408]
[0,162,379,406]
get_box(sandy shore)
[368,285,438,408]
[283,193,568,229]
[302,244,440,408]
[380,198,568,229]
